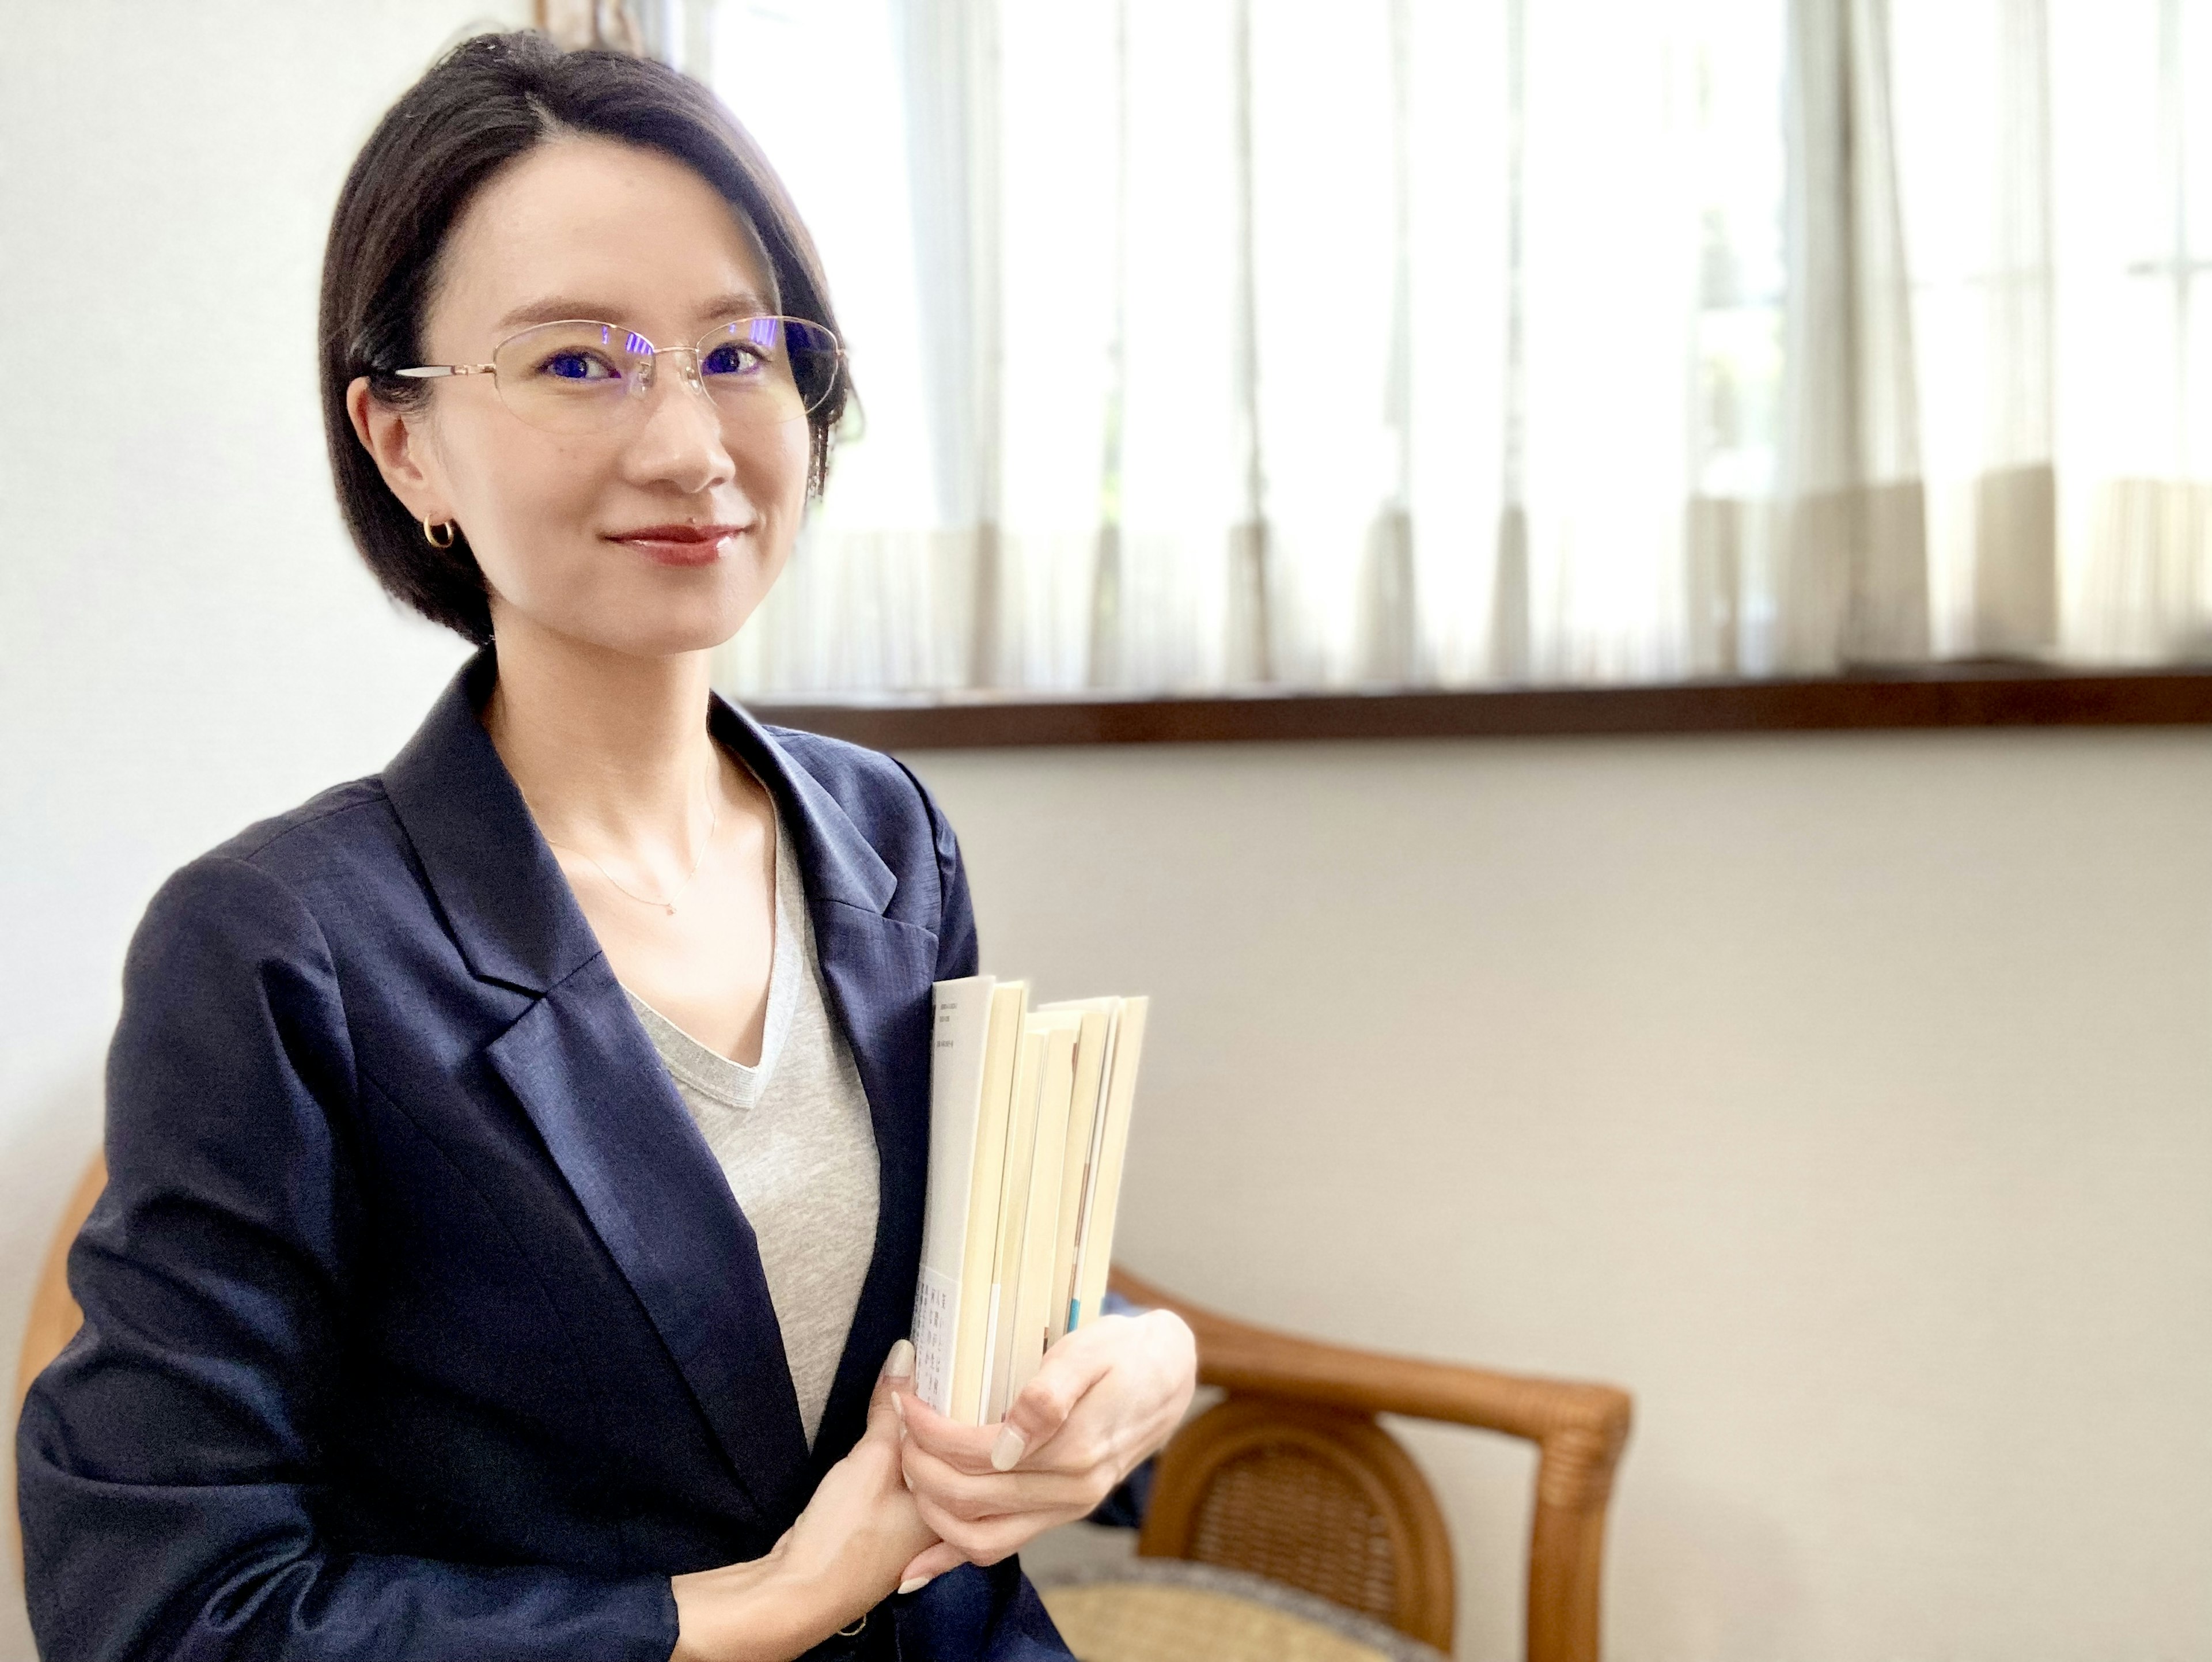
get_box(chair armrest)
[1110,1266,1631,1484]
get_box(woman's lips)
[609,524,741,567]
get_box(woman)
[16,31,1195,1662]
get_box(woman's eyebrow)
[695,291,779,323]
[491,293,778,332]
[493,298,627,331]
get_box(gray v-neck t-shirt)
[623,809,881,1449]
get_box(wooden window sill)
[745,666,2212,749]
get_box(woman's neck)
[481,611,724,854]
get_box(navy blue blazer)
[17,649,1071,1662]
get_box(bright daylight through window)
[679,0,2212,700]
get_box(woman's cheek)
[746,420,812,520]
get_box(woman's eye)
[540,351,620,382]
[702,343,764,377]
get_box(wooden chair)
[17,1160,1634,1662]
[1107,1267,1632,1662]
[14,1153,105,1422]
[11,1150,107,1580]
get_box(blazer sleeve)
[16,855,680,1662]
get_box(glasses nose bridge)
[631,340,708,402]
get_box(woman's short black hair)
[318,31,846,645]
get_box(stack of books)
[910,976,1149,1424]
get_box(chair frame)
[1111,1267,1632,1662]
[14,1155,104,1424]
[11,1152,107,1579]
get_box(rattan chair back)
[1139,1395,1456,1649]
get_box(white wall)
[2,7,2207,1662]
[0,5,513,1655]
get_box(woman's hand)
[671,1341,938,1662]
[891,1309,1198,1588]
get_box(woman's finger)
[896,1539,967,1593]
[912,1491,1088,1566]
[894,1383,1003,1474]
[900,1440,1100,1521]
[995,1326,1119,1471]
[868,1338,916,1437]
[900,1437,1109,1521]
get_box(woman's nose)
[626,351,735,490]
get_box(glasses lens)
[491,321,643,432]
[696,317,841,426]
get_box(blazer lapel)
[383,650,810,1516]
[483,972,810,1514]
[710,699,940,1474]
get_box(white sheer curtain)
[690,0,2212,696]
[2045,0,2212,661]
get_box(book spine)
[917,976,993,1417]
[912,1265,959,1415]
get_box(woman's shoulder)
[134,775,419,966]
[183,775,408,893]
[757,723,954,842]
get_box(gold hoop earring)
[422,518,456,550]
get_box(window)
[604,1,2212,702]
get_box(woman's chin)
[488,562,781,662]
[550,597,765,662]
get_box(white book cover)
[982,1016,1054,1421]
[912,975,994,1415]
[1072,995,1148,1334]
[1004,1013,1080,1406]
[1037,1000,1116,1341]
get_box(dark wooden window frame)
[748,666,2212,749]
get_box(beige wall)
[910,732,2212,1661]
[3,5,2208,1661]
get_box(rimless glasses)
[394,316,842,436]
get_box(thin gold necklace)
[540,793,720,917]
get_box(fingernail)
[898,1575,934,1596]
[902,1468,914,1491]
[990,1426,1027,1471]
[885,1338,915,1381]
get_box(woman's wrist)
[669,1543,865,1662]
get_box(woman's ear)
[346,377,452,525]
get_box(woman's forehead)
[430,135,774,343]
